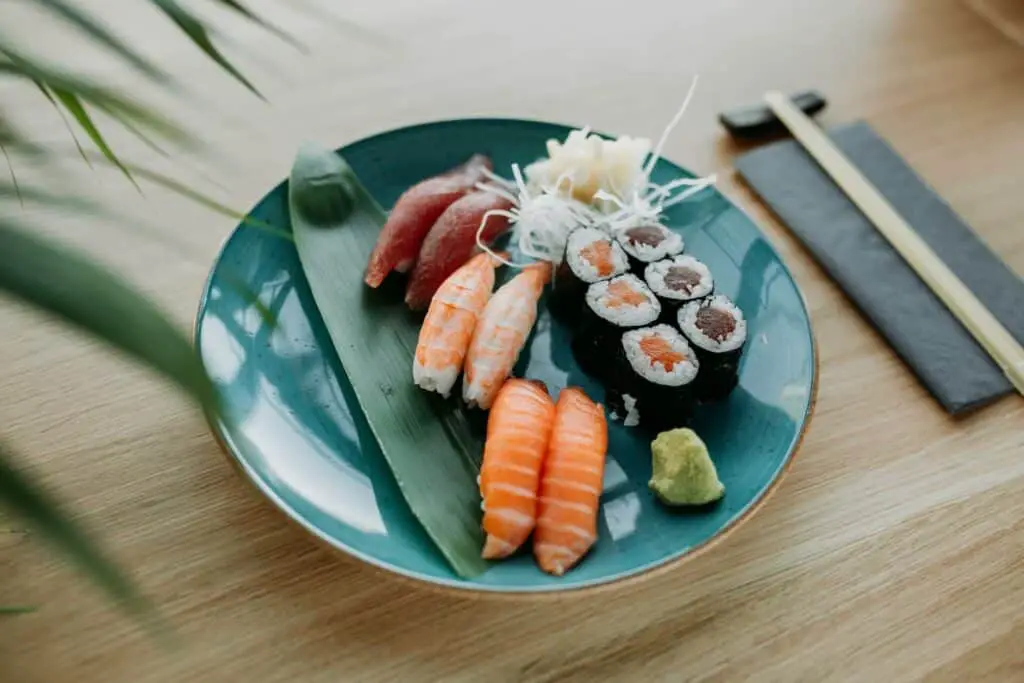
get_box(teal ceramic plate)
[195,118,817,594]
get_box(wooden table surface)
[3,0,1023,681]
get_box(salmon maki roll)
[364,154,491,288]
[462,263,551,410]
[413,252,503,397]
[405,190,515,309]
[479,379,556,559]
[534,387,607,576]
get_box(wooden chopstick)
[763,91,1024,398]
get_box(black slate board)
[735,121,1024,414]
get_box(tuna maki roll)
[551,226,630,323]
[677,295,747,401]
[614,223,684,272]
[572,274,660,382]
[643,254,714,321]
[615,324,700,430]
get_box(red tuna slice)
[364,154,492,288]
[404,190,515,310]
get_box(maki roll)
[643,254,714,321]
[677,295,747,402]
[550,226,630,323]
[614,223,684,273]
[573,274,660,382]
[615,324,700,431]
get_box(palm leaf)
[0,443,148,617]
[28,0,168,82]
[210,0,303,50]
[0,48,192,147]
[50,88,136,187]
[148,0,262,97]
[34,83,93,167]
[0,220,216,408]
[0,606,37,615]
[0,142,22,206]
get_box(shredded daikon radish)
[475,164,596,268]
[479,75,717,269]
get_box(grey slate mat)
[735,121,1024,414]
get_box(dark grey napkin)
[735,121,1024,414]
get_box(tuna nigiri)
[364,154,491,288]
[534,387,607,576]
[462,263,551,410]
[412,252,503,397]
[404,190,515,309]
[479,379,556,559]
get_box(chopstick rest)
[735,120,1024,414]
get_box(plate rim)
[193,116,820,597]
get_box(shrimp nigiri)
[364,154,491,288]
[413,252,502,397]
[479,379,556,559]
[534,387,607,576]
[462,263,551,410]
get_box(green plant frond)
[0,219,218,408]
[0,142,23,206]
[0,443,148,618]
[0,182,98,212]
[0,605,37,615]
[210,0,303,50]
[34,83,93,167]
[51,88,137,188]
[28,0,168,82]
[0,48,192,146]
[148,0,262,98]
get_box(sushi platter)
[195,96,817,592]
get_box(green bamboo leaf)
[288,143,488,578]
[0,220,217,409]
[0,444,148,617]
[51,88,137,187]
[29,0,168,81]
[210,0,304,50]
[148,0,262,97]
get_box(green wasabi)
[648,428,724,506]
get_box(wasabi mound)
[649,428,724,506]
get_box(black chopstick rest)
[720,90,827,140]
[735,121,1024,414]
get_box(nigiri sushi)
[479,379,556,559]
[462,263,550,410]
[412,252,502,397]
[364,154,491,288]
[405,190,515,309]
[534,387,607,576]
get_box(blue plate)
[195,118,817,594]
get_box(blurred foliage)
[0,0,296,619]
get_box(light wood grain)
[2,0,1023,681]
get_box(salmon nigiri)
[534,387,607,576]
[462,263,551,410]
[479,379,556,559]
[364,154,491,288]
[405,190,515,310]
[413,252,502,397]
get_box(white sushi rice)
[565,227,629,284]
[615,223,684,263]
[622,324,699,387]
[622,393,640,427]
[644,255,713,301]
[412,359,460,398]
[585,274,661,327]
[678,295,747,353]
